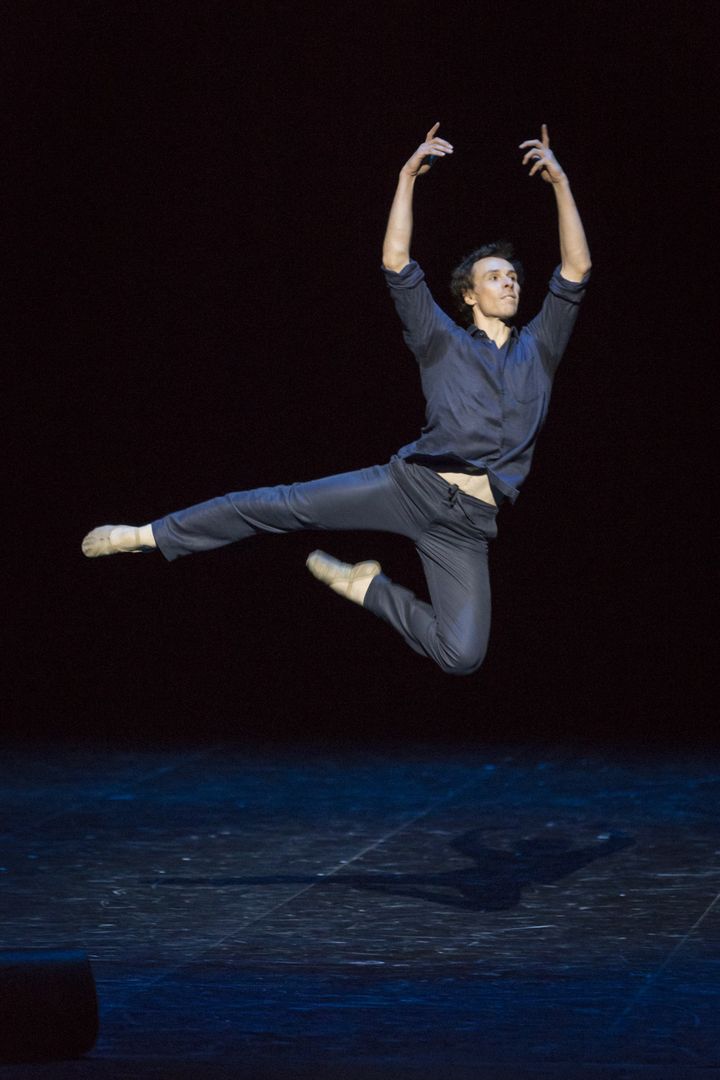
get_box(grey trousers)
[152,457,499,675]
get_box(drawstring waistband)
[445,483,476,527]
[436,470,497,508]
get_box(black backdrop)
[8,1,713,745]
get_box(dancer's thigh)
[285,464,418,537]
[153,462,423,560]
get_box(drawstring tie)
[446,482,478,526]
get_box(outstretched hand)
[519,124,566,184]
[401,122,454,178]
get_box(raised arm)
[519,124,591,282]
[382,123,453,273]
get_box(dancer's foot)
[306,550,381,607]
[81,524,155,558]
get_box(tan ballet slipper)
[81,525,150,558]
[306,550,381,606]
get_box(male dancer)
[82,123,591,675]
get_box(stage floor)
[1,739,718,1079]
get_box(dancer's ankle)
[136,524,156,549]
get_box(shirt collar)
[466,323,519,342]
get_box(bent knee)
[436,642,487,677]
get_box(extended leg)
[82,464,411,561]
[151,464,411,560]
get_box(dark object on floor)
[0,949,98,1062]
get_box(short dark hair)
[449,241,524,325]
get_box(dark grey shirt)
[383,259,590,503]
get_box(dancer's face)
[463,257,520,321]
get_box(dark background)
[8,1,713,746]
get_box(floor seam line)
[608,888,720,1033]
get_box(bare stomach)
[436,471,496,507]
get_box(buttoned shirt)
[383,259,590,503]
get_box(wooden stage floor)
[1,739,718,1078]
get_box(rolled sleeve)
[382,259,427,290]
[383,259,458,365]
[548,265,591,302]
[523,265,591,377]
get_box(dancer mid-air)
[82,123,591,675]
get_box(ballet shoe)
[81,525,143,558]
[306,550,381,606]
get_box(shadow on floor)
[148,830,633,911]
